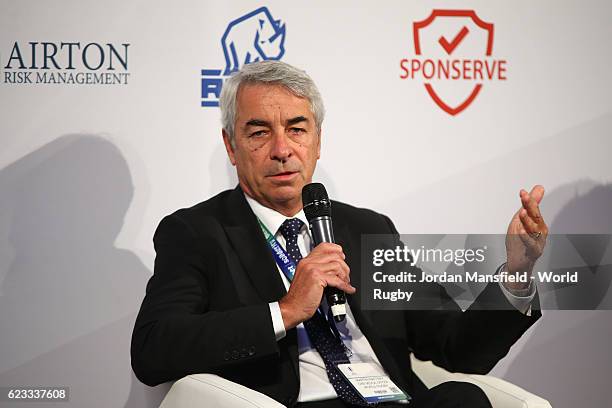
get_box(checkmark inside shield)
[438,26,470,54]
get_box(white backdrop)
[1,1,611,407]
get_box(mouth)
[267,171,299,182]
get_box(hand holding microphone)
[278,183,354,330]
[278,242,355,330]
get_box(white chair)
[409,355,552,408]
[158,355,551,408]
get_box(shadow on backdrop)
[503,180,612,408]
[0,135,168,407]
[545,181,612,309]
[207,142,238,196]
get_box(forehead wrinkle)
[236,84,313,131]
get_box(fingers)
[313,259,350,281]
[529,184,545,204]
[304,243,349,278]
[507,185,548,274]
[519,208,539,235]
[520,188,544,226]
[320,273,357,294]
[306,245,346,277]
[332,264,351,283]
[297,246,354,292]
[306,252,348,268]
[310,242,345,257]
[516,185,548,249]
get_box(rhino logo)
[201,7,288,107]
[221,7,286,75]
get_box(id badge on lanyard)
[257,217,410,405]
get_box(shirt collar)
[244,192,308,236]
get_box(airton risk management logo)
[200,6,286,107]
[2,41,130,85]
[400,10,507,115]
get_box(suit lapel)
[222,187,300,381]
[222,187,287,303]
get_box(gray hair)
[219,60,325,147]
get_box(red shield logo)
[413,10,494,115]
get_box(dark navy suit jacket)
[131,186,540,407]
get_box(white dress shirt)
[243,193,535,402]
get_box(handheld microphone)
[302,183,347,322]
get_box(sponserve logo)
[400,10,507,115]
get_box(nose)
[269,129,291,163]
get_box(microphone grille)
[302,183,331,220]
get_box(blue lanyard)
[257,217,352,357]
[257,218,297,282]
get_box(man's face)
[223,83,321,213]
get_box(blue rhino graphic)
[221,7,286,75]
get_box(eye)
[289,127,306,135]
[250,130,267,138]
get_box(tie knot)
[279,218,304,241]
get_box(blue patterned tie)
[279,218,367,407]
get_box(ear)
[222,130,237,166]
[316,130,322,160]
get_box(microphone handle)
[309,216,347,322]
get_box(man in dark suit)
[131,61,548,407]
